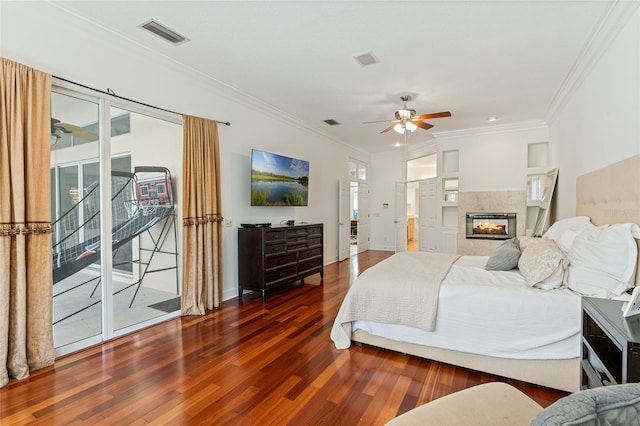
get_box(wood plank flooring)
[1,250,567,425]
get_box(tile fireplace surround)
[457,190,527,255]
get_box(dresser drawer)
[308,236,322,247]
[307,225,322,236]
[287,235,308,245]
[265,265,297,285]
[286,228,308,237]
[298,247,322,261]
[298,257,322,274]
[265,252,297,269]
[265,242,285,255]
[265,230,285,242]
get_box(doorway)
[350,181,358,256]
[405,154,437,252]
[338,177,369,261]
[406,181,419,251]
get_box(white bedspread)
[331,251,460,349]
[337,255,583,360]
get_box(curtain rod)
[53,75,231,127]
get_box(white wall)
[1,2,368,301]
[436,122,548,192]
[369,150,403,250]
[548,7,640,219]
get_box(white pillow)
[543,216,592,253]
[518,238,568,290]
[567,223,640,297]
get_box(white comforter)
[330,251,460,349]
[332,255,583,360]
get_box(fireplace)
[466,213,516,240]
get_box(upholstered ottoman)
[386,382,543,425]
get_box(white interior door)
[357,182,370,253]
[338,179,351,261]
[420,178,438,251]
[395,182,407,252]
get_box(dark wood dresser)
[238,223,323,302]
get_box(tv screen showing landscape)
[251,149,309,206]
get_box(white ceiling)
[43,1,616,153]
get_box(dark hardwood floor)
[1,250,567,425]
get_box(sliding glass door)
[51,87,182,355]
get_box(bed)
[331,154,640,393]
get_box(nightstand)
[581,297,640,389]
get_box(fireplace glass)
[465,213,517,240]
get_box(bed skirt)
[352,329,581,393]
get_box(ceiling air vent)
[323,119,340,126]
[354,52,379,67]
[139,19,190,46]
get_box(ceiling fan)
[51,118,98,144]
[364,95,451,134]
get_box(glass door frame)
[53,81,183,357]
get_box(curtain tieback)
[183,214,224,227]
[0,222,53,236]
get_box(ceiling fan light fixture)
[405,121,418,132]
[394,124,405,134]
[397,109,412,120]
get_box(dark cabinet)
[581,297,640,388]
[238,223,324,302]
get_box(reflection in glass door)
[51,92,102,348]
[110,106,182,333]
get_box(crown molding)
[432,120,547,141]
[546,0,640,124]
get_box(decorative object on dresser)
[581,297,640,388]
[238,223,323,302]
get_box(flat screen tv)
[251,149,309,206]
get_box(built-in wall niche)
[440,150,459,203]
[527,143,547,168]
[439,149,460,253]
[442,206,458,228]
[443,178,459,203]
[442,150,459,174]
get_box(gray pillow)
[485,238,520,271]
[530,383,640,426]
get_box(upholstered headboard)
[576,154,640,285]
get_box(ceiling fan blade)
[412,120,434,131]
[411,120,433,130]
[58,123,98,140]
[380,123,396,133]
[416,111,452,120]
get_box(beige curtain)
[0,58,55,387]
[181,115,223,315]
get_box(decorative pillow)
[567,223,640,297]
[485,238,520,271]
[517,238,567,289]
[530,383,640,426]
[543,216,592,254]
[517,236,538,251]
